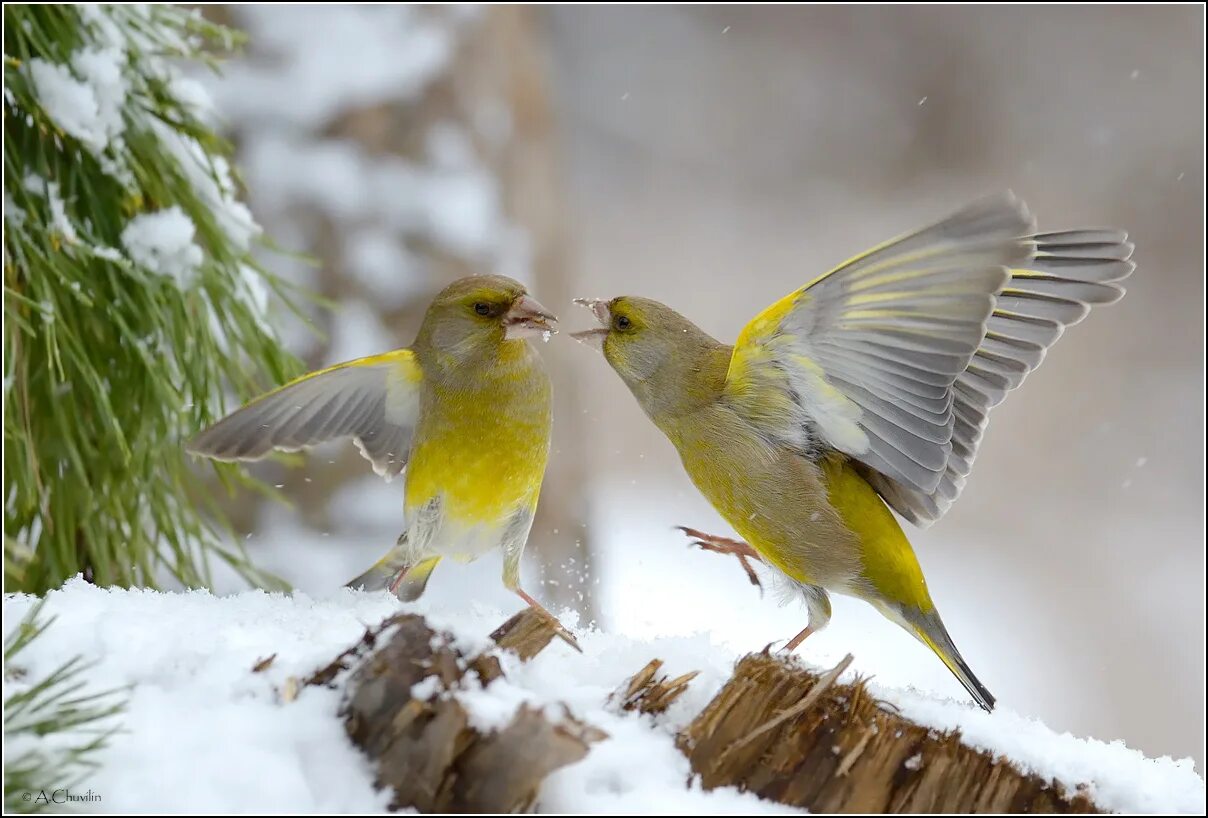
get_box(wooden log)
[315,609,603,813]
[679,652,1101,813]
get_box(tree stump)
[311,609,603,813]
[679,653,1101,813]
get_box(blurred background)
[199,6,1203,768]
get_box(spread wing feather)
[725,195,1134,525]
[187,349,422,481]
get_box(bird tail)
[900,605,996,712]
[345,538,441,602]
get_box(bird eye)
[474,302,491,316]
[613,314,632,331]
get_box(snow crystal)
[237,263,271,322]
[904,752,923,770]
[70,47,129,142]
[23,176,78,243]
[168,75,214,123]
[3,191,25,227]
[410,675,444,701]
[150,120,260,251]
[28,49,126,154]
[78,3,129,53]
[455,674,543,733]
[120,207,204,288]
[90,245,125,263]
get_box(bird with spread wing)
[572,193,1134,708]
[188,275,580,650]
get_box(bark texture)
[309,613,1110,813]
[317,609,602,813]
[679,652,1101,813]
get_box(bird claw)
[677,526,764,593]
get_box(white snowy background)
[4,579,1203,813]
[4,5,1203,814]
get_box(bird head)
[571,295,724,418]
[417,275,557,362]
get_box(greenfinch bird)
[572,193,1134,708]
[188,275,579,648]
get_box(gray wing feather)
[187,355,420,481]
[880,229,1136,525]
[777,192,1034,494]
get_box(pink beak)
[504,294,558,340]
[570,298,610,350]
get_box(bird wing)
[724,193,1132,524]
[187,349,422,481]
[862,229,1134,525]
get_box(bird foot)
[676,526,764,591]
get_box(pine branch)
[3,4,301,592]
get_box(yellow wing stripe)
[256,348,421,403]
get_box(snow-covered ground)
[4,578,1202,814]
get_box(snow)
[4,579,1202,814]
[889,692,1205,814]
[344,228,427,309]
[23,176,78,243]
[27,48,127,154]
[210,6,454,130]
[150,119,260,252]
[2,191,24,227]
[18,4,271,316]
[239,134,503,259]
[454,673,544,733]
[203,5,527,357]
[120,207,204,288]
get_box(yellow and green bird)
[572,193,1134,708]
[188,275,578,648]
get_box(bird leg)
[677,526,763,590]
[514,588,583,653]
[387,568,410,596]
[783,624,818,653]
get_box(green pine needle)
[3,4,302,593]
[3,602,128,814]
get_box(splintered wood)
[335,609,602,813]
[489,608,558,660]
[679,652,1101,813]
[613,659,700,715]
[311,611,1108,814]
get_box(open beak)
[504,293,558,341]
[570,298,610,350]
